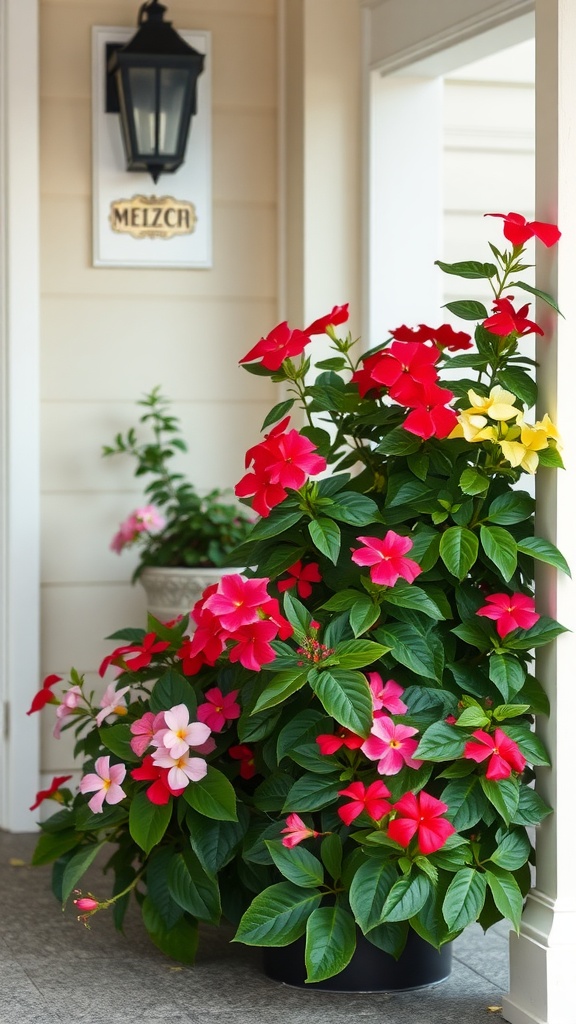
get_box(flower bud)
[74,897,99,912]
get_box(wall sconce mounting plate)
[92,25,211,269]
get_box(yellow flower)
[534,412,563,451]
[499,418,549,474]
[450,410,498,443]
[466,386,519,422]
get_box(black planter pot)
[262,929,452,993]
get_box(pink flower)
[229,744,257,779]
[95,684,130,728]
[131,755,185,804]
[203,575,271,631]
[316,728,365,756]
[367,674,408,715]
[73,897,99,912]
[130,711,166,757]
[152,703,211,759]
[361,715,422,775]
[351,531,422,587]
[29,775,73,811]
[277,560,322,599]
[27,673,62,715]
[235,423,326,518]
[110,506,166,554]
[197,688,241,732]
[464,728,526,781]
[280,813,319,847]
[485,212,561,248]
[53,685,84,739]
[476,592,539,638]
[79,756,127,814]
[228,618,279,671]
[151,748,208,791]
[387,791,456,855]
[337,781,392,826]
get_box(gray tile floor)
[0,830,509,1024]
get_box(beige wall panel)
[444,82,534,137]
[42,583,146,671]
[213,109,277,204]
[41,198,277,298]
[444,151,535,213]
[41,97,91,198]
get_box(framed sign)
[92,26,212,268]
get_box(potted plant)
[104,387,254,617]
[29,211,567,990]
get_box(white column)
[0,0,41,830]
[502,2,576,1021]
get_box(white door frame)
[0,0,41,830]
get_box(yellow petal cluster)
[498,412,562,474]
[449,386,517,443]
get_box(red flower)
[370,341,440,405]
[27,674,62,715]
[351,352,388,399]
[463,728,526,781]
[29,774,72,811]
[229,744,257,779]
[483,297,544,338]
[228,618,279,671]
[197,687,240,732]
[402,381,457,440]
[351,531,422,588]
[277,560,322,599]
[431,323,473,352]
[99,633,170,677]
[316,727,365,755]
[131,755,185,805]
[236,423,326,518]
[280,813,319,847]
[387,791,456,855]
[485,212,561,248]
[305,303,349,336]
[337,781,392,826]
[476,592,539,638]
[239,321,312,371]
[390,324,435,344]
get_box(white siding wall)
[39,0,279,780]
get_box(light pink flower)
[79,756,127,814]
[280,813,319,848]
[351,531,422,587]
[130,711,166,757]
[152,703,211,759]
[53,685,83,739]
[367,673,408,715]
[151,747,208,790]
[361,715,422,775]
[95,684,131,728]
[197,688,241,732]
[134,505,166,533]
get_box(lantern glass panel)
[128,67,157,155]
[159,68,189,155]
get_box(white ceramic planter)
[139,565,244,623]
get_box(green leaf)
[511,786,552,826]
[98,723,140,763]
[499,724,551,766]
[276,709,328,763]
[381,873,431,922]
[186,804,249,875]
[252,669,309,713]
[414,722,466,762]
[31,831,80,866]
[250,509,304,541]
[282,773,342,813]
[508,278,563,316]
[480,777,520,826]
[266,841,324,889]
[492,703,530,722]
[234,882,322,946]
[310,669,373,736]
[349,859,397,932]
[537,446,564,469]
[484,866,524,930]
[261,399,295,431]
[61,842,106,905]
[459,468,489,496]
[374,623,440,680]
[380,580,445,620]
[327,492,379,526]
[435,259,497,280]
[504,616,568,650]
[167,850,221,923]
[320,834,343,882]
[149,669,197,717]
[487,491,534,525]
[253,772,295,812]
[308,518,341,564]
[182,766,238,821]
[516,537,571,577]
[305,906,356,983]
[288,742,340,775]
[497,366,537,408]
[440,527,479,580]
[442,777,486,830]
[141,897,198,964]
[442,868,487,931]
[489,654,526,701]
[489,829,531,871]
[480,525,517,582]
[146,847,185,929]
[332,639,390,670]
[374,427,422,456]
[281,589,313,641]
[129,792,172,854]
[443,299,488,321]
[455,707,490,729]
[350,596,381,637]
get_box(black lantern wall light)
[106,0,205,183]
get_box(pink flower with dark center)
[197,687,241,732]
[280,813,319,847]
[351,531,422,588]
[485,212,561,248]
[361,715,422,775]
[367,673,408,715]
[79,756,127,814]
[387,790,456,855]
[483,297,544,338]
[476,592,539,638]
[464,728,526,780]
[203,575,271,631]
[29,775,73,811]
[316,727,365,756]
[277,560,322,599]
[337,781,392,826]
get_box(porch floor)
[1,830,508,1024]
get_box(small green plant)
[104,388,254,577]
